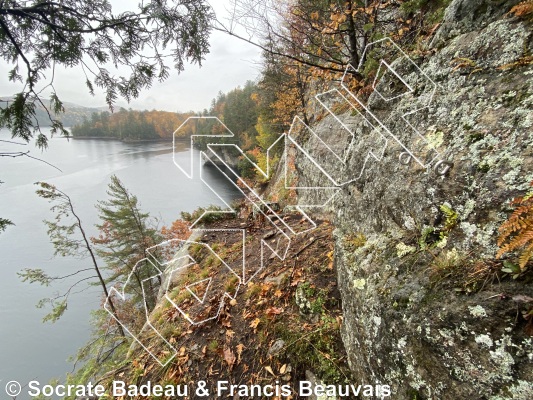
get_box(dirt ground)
[102,204,352,399]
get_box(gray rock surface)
[280,0,533,398]
[431,0,522,47]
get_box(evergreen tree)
[92,175,163,311]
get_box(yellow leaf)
[265,365,276,376]
[250,318,260,330]
[280,364,287,374]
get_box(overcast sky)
[0,0,262,113]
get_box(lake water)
[0,128,240,396]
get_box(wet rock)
[288,0,533,398]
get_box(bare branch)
[0,150,62,171]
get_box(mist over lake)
[0,128,240,395]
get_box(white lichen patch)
[460,222,478,238]
[438,328,455,347]
[396,242,416,258]
[460,199,476,219]
[404,215,416,230]
[406,363,427,391]
[426,128,445,150]
[475,221,498,252]
[489,336,515,382]
[398,337,407,349]
[468,305,488,318]
[475,334,493,348]
[489,380,533,400]
[503,167,521,186]
[353,278,366,290]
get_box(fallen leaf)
[265,365,276,376]
[261,283,272,294]
[266,307,283,316]
[177,354,189,365]
[236,343,245,363]
[221,319,232,328]
[224,347,236,370]
[250,318,260,331]
[280,364,287,374]
[291,278,303,287]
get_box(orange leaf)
[237,343,245,363]
[266,307,283,316]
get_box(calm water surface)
[0,128,240,396]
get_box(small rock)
[268,339,286,356]
[264,272,288,286]
[263,230,276,239]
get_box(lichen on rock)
[292,0,533,398]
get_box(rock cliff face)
[203,146,241,171]
[288,0,533,398]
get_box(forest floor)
[103,208,353,399]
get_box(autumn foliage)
[509,0,533,18]
[497,181,533,270]
[161,219,191,241]
[72,108,196,139]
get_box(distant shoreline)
[59,136,190,143]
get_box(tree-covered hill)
[0,96,105,128]
[70,108,196,140]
